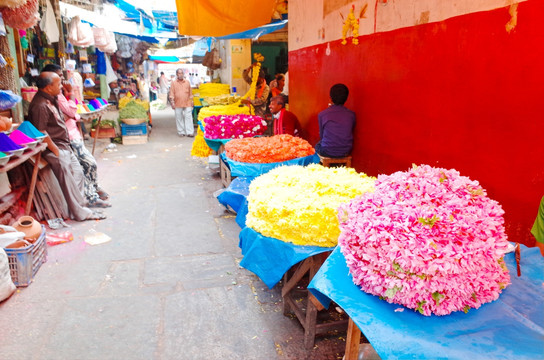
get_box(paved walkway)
[0,109,345,360]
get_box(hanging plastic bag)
[0,90,22,111]
[92,27,108,48]
[39,0,59,44]
[67,16,94,47]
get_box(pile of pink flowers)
[203,114,267,139]
[338,165,511,316]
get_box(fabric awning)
[175,0,277,37]
[148,55,184,63]
[216,19,287,40]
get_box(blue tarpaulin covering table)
[238,227,334,289]
[216,176,253,213]
[308,246,544,360]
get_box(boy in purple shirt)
[316,84,355,158]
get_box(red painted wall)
[290,1,544,246]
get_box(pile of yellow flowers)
[246,164,376,247]
[197,83,231,97]
[197,104,249,121]
[119,97,150,111]
[190,125,213,157]
[203,94,241,106]
[192,104,250,157]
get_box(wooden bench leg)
[344,318,361,360]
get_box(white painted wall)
[289,0,527,51]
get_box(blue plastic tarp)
[204,138,232,152]
[216,176,253,213]
[238,227,335,289]
[216,19,288,40]
[221,153,320,178]
[308,246,544,360]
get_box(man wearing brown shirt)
[28,72,105,221]
[169,68,194,137]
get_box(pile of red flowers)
[225,134,315,163]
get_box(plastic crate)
[121,123,148,136]
[4,225,47,287]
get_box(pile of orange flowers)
[225,134,315,163]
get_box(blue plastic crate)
[121,123,147,136]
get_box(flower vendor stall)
[191,103,249,158]
[220,135,319,182]
[303,164,542,359]
[203,114,267,152]
[235,163,375,288]
[308,245,544,360]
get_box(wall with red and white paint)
[288,0,543,246]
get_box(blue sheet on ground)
[220,153,320,177]
[238,227,334,289]
[217,176,253,213]
[308,246,544,360]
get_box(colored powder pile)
[0,133,23,151]
[17,121,44,138]
[9,129,35,145]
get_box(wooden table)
[78,105,112,155]
[0,142,47,215]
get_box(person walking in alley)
[158,72,169,104]
[169,68,194,137]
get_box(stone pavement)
[0,108,346,360]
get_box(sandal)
[97,188,109,201]
[85,211,107,221]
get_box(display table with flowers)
[238,165,377,348]
[202,114,267,152]
[308,245,544,360]
[221,135,320,178]
[306,164,542,359]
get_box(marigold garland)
[246,164,376,247]
[191,126,212,157]
[338,164,511,316]
[197,104,249,121]
[225,134,315,163]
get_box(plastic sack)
[0,248,16,302]
[98,31,117,54]
[39,0,59,44]
[0,90,22,111]
[92,27,108,47]
[67,16,94,47]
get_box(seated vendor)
[532,196,544,256]
[315,83,355,158]
[269,95,301,136]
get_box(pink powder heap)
[9,129,35,145]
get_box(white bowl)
[0,153,11,166]
[23,141,38,149]
[7,147,25,157]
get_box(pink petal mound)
[338,164,511,316]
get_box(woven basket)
[121,118,147,125]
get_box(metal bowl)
[7,147,25,157]
[0,153,11,166]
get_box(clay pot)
[0,116,12,132]
[11,216,42,241]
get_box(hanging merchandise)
[116,35,132,58]
[96,30,117,54]
[65,41,74,54]
[0,13,6,36]
[1,0,40,30]
[18,29,29,50]
[39,0,59,44]
[92,27,108,48]
[67,16,94,47]
[0,0,26,8]
[95,49,106,75]
[0,90,22,111]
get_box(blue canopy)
[216,19,288,40]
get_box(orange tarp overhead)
[176,0,277,37]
